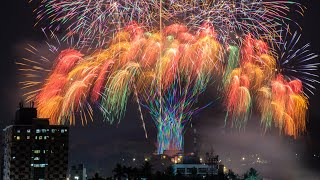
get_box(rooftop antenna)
[19,101,24,108]
[210,145,214,155]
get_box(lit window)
[36,129,40,133]
[65,129,68,132]
[34,150,40,154]
[42,129,46,133]
[27,136,30,140]
[51,129,56,133]
[16,130,20,133]
[34,157,39,161]
[39,136,42,140]
[35,136,37,140]
[16,136,20,140]
[61,129,64,133]
[27,129,31,133]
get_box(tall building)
[69,164,87,180]
[2,103,69,180]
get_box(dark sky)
[1,0,320,179]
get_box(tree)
[123,166,140,179]
[190,167,198,179]
[165,166,174,177]
[88,173,105,180]
[225,169,239,180]
[131,167,140,179]
[154,171,163,180]
[122,165,131,179]
[243,168,262,180]
[141,161,153,179]
[113,163,126,180]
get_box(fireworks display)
[19,0,318,154]
[30,0,302,48]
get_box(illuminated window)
[27,129,31,133]
[61,129,64,133]
[27,136,30,140]
[177,168,185,174]
[34,150,40,154]
[186,168,194,173]
[16,130,20,133]
[39,136,42,140]
[199,168,208,173]
[35,136,38,140]
[36,129,40,133]
[51,129,56,133]
[16,136,20,140]
[34,157,39,161]
[42,129,46,133]
[32,163,48,168]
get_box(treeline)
[89,162,262,180]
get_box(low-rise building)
[172,151,224,177]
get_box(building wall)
[70,164,87,180]
[172,164,218,176]
[2,125,69,180]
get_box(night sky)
[1,0,320,179]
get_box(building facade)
[69,164,87,180]
[2,104,69,180]
[172,151,224,177]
